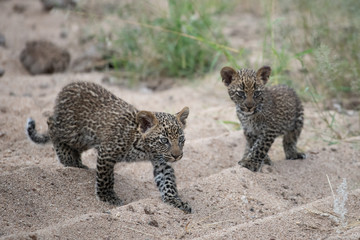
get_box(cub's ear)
[220,67,237,86]
[256,66,271,85]
[136,111,158,134]
[176,107,189,129]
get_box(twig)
[326,174,336,201]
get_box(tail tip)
[26,118,35,130]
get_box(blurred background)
[1,2,360,239]
[0,0,359,139]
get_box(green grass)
[240,0,360,140]
[88,0,359,141]
[264,0,360,99]
[98,0,238,82]
[94,0,359,100]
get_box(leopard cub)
[26,81,191,213]
[221,66,306,172]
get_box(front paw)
[263,155,273,166]
[164,197,192,214]
[178,201,192,214]
[238,158,262,172]
[286,152,306,160]
[76,163,89,169]
[97,191,123,206]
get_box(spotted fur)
[221,66,306,172]
[26,82,191,213]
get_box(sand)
[1,1,360,239]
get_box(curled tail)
[26,118,51,144]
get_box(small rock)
[13,3,27,13]
[344,98,360,111]
[20,40,70,75]
[144,206,154,215]
[0,32,5,47]
[127,205,135,212]
[148,219,159,227]
[195,187,203,192]
[29,234,37,240]
[60,30,68,39]
[40,0,77,11]
[0,67,4,77]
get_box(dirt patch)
[1,1,359,239]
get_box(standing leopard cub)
[26,81,191,213]
[221,66,306,172]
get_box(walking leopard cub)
[26,81,191,213]
[221,66,306,172]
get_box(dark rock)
[13,3,27,13]
[0,32,5,47]
[20,40,70,75]
[0,67,4,77]
[148,219,159,227]
[40,0,76,11]
[60,30,68,39]
[144,207,154,215]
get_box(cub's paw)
[66,163,89,169]
[178,201,192,214]
[164,197,192,214]
[76,163,89,169]
[97,192,123,206]
[286,152,306,160]
[238,158,262,172]
[263,155,273,166]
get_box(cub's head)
[220,66,271,116]
[136,107,189,162]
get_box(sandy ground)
[1,1,360,239]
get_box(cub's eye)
[236,91,246,99]
[254,91,262,98]
[160,137,169,144]
[179,136,185,143]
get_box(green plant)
[259,0,299,88]
[283,0,360,98]
[253,0,360,143]
[99,0,238,81]
[256,0,360,97]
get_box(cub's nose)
[245,102,254,109]
[171,153,181,160]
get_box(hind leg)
[283,128,306,160]
[53,141,88,168]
